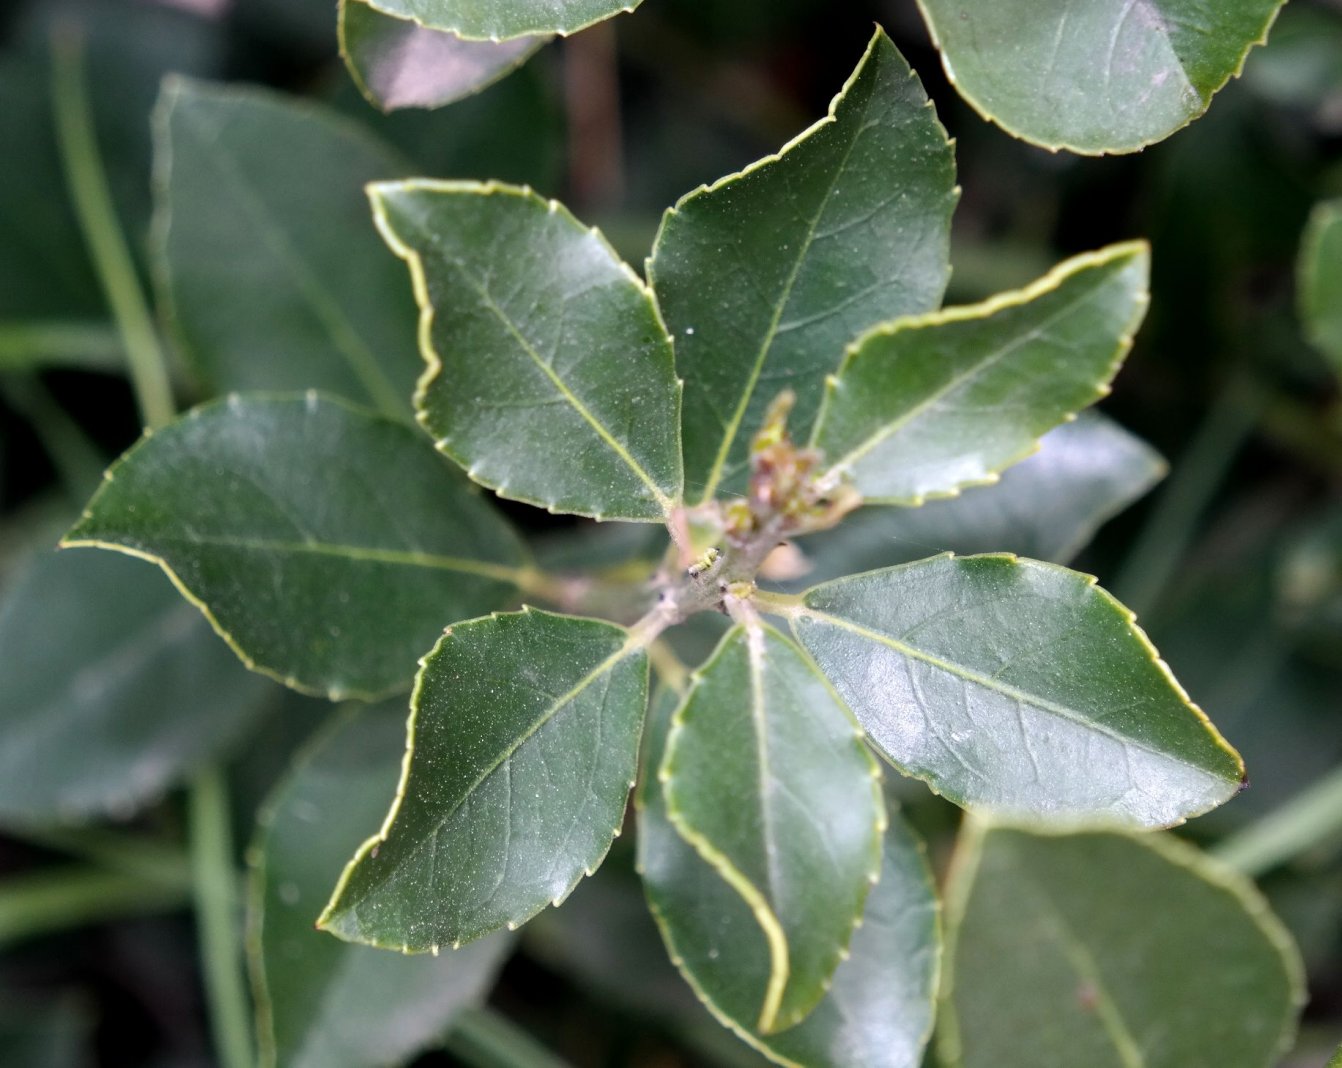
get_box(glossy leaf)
[63,394,531,700]
[792,412,1165,584]
[372,180,682,520]
[341,0,549,112]
[351,0,641,41]
[1298,198,1342,373]
[915,0,1285,154]
[789,554,1244,827]
[249,702,511,1068]
[660,624,883,1033]
[641,683,938,1068]
[319,608,648,949]
[153,78,419,416]
[939,820,1304,1068]
[649,28,957,503]
[811,244,1149,505]
[0,548,274,825]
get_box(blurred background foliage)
[0,0,1339,1064]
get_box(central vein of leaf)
[439,250,673,515]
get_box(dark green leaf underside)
[791,554,1243,827]
[63,394,529,699]
[319,608,648,949]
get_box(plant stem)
[188,768,253,1068]
[0,866,188,949]
[1111,373,1261,620]
[50,25,174,431]
[1212,765,1342,878]
[14,825,191,890]
[443,1007,573,1068]
[0,320,123,372]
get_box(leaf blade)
[649,28,957,503]
[939,820,1303,1068]
[63,394,531,699]
[249,702,512,1068]
[340,0,550,112]
[660,624,884,1033]
[811,244,1150,505]
[354,0,641,40]
[915,0,1285,154]
[373,180,682,521]
[791,554,1244,827]
[639,690,938,1068]
[318,608,648,949]
[1298,197,1342,375]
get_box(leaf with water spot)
[153,79,420,416]
[648,28,956,503]
[340,0,549,112]
[939,819,1303,1068]
[62,394,530,700]
[318,608,648,949]
[810,244,1149,506]
[659,624,884,1033]
[915,0,1285,154]
[789,554,1244,827]
[372,180,682,521]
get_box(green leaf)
[640,690,938,1068]
[318,608,648,949]
[939,820,1304,1068]
[811,244,1150,505]
[350,0,641,41]
[249,702,512,1068]
[788,554,1244,827]
[915,0,1285,154]
[341,0,549,112]
[1298,198,1342,373]
[63,394,532,700]
[660,624,883,1034]
[153,78,420,417]
[1329,1042,1342,1068]
[0,548,274,825]
[793,412,1165,584]
[373,179,682,520]
[648,28,957,503]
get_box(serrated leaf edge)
[646,25,960,505]
[369,178,683,522]
[913,0,1286,155]
[810,241,1151,506]
[316,606,649,951]
[355,0,641,42]
[936,815,1307,1067]
[659,622,884,1034]
[785,552,1245,827]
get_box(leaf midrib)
[796,609,1227,781]
[175,103,406,418]
[414,224,674,516]
[693,78,878,503]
